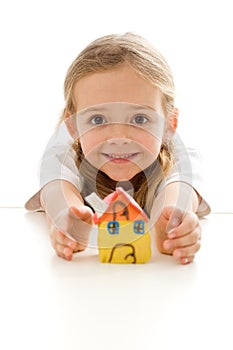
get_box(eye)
[132,114,149,125]
[90,114,106,125]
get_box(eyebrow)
[77,104,159,115]
[78,106,109,114]
[133,104,158,113]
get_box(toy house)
[93,187,151,264]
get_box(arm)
[161,181,200,212]
[25,122,81,212]
[166,135,211,217]
[41,180,84,218]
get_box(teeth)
[107,153,134,158]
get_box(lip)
[101,152,140,163]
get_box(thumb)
[69,206,93,224]
[165,207,184,233]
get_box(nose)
[107,137,131,145]
[106,124,132,145]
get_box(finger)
[165,207,184,233]
[69,206,93,224]
[50,225,79,258]
[167,212,199,238]
[163,226,201,251]
[67,206,93,244]
[180,256,195,265]
[54,234,86,258]
[50,226,77,250]
[54,242,73,261]
[56,230,78,250]
[173,241,201,260]
[51,229,86,258]
[73,245,86,253]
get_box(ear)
[165,107,179,139]
[64,111,79,140]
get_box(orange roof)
[93,187,149,224]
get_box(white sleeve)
[25,122,83,211]
[164,134,211,217]
[39,122,82,190]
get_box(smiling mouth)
[101,152,140,162]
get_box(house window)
[133,220,145,234]
[107,221,119,234]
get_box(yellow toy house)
[93,187,151,264]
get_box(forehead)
[73,63,164,113]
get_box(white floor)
[1,208,232,350]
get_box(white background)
[0,0,232,212]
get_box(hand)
[155,206,201,264]
[49,205,94,261]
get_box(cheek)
[134,132,161,158]
[79,132,102,156]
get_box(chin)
[103,169,141,182]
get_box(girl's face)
[70,64,174,181]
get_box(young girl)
[26,32,210,264]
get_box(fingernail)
[182,258,189,264]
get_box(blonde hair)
[62,33,175,214]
